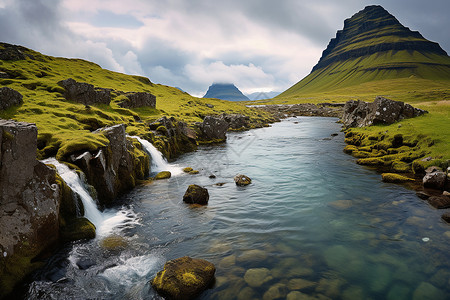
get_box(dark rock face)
[0,87,23,110]
[151,256,216,300]
[183,185,209,205]
[0,119,60,297]
[57,78,111,105]
[196,116,229,142]
[341,96,427,127]
[117,92,156,108]
[69,124,149,206]
[423,166,447,190]
[0,43,35,61]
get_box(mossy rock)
[356,157,385,166]
[352,151,371,158]
[156,125,168,136]
[155,171,171,180]
[234,174,252,186]
[391,160,411,173]
[343,145,358,154]
[183,167,193,173]
[381,173,415,183]
[60,217,96,242]
[100,235,128,251]
[189,170,199,175]
[151,256,216,300]
[183,184,209,205]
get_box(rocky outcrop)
[222,113,250,130]
[195,115,229,142]
[0,43,35,61]
[0,119,61,297]
[117,92,156,109]
[254,103,344,119]
[183,185,209,205]
[151,256,216,300]
[341,96,427,127]
[69,124,149,206]
[149,116,197,159]
[57,78,111,105]
[0,87,23,110]
[423,166,447,190]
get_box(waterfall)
[42,158,139,237]
[130,136,183,175]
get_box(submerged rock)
[155,171,171,180]
[244,268,272,287]
[150,256,216,300]
[234,174,252,186]
[183,185,209,205]
[427,196,450,209]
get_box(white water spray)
[130,136,183,175]
[42,158,139,237]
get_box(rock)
[287,278,316,291]
[423,167,447,190]
[100,235,127,251]
[412,282,445,300]
[188,170,199,175]
[0,43,35,60]
[57,78,111,105]
[427,196,450,209]
[155,171,171,180]
[442,212,450,223]
[183,167,193,173]
[0,87,23,110]
[328,200,353,209]
[60,217,96,242]
[316,278,346,298]
[416,191,430,200]
[443,191,450,196]
[237,287,255,300]
[342,285,365,300]
[0,119,61,297]
[381,173,414,183]
[263,283,289,300]
[209,174,216,179]
[183,185,209,205]
[196,115,229,142]
[150,256,215,300]
[244,268,272,287]
[386,284,411,300]
[234,174,252,186]
[117,92,156,108]
[222,114,250,130]
[341,96,427,128]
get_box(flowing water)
[25,117,449,300]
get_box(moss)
[2,130,14,141]
[356,157,385,166]
[156,125,168,136]
[154,171,171,180]
[381,173,415,183]
[189,170,199,175]
[100,235,128,251]
[183,167,193,173]
[391,160,411,173]
[60,217,96,242]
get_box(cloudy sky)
[1,0,449,97]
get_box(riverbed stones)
[151,256,216,300]
[234,174,252,186]
[237,249,268,263]
[155,171,171,180]
[183,184,209,205]
[287,278,316,291]
[0,87,23,110]
[328,200,353,209]
[412,282,445,300]
[244,268,272,287]
[263,283,289,300]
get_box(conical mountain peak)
[280,5,450,97]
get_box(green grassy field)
[0,46,271,160]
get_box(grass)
[0,44,272,160]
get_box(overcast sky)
[0,0,448,97]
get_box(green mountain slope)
[279,5,450,97]
[203,83,250,101]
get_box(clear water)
[25,117,450,300]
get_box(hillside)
[278,5,450,99]
[0,43,270,160]
[203,83,249,101]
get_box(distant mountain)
[246,91,281,100]
[279,5,450,97]
[203,83,249,101]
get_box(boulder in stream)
[151,256,216,300]
[234,174,252,186]
[183,185,209,205]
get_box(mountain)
[246,91,281,100]
[279,5,450,97]
[203,83,249,101]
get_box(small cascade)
[42,158,103,228]
[42,158,139,237]
[130,136,183,175]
